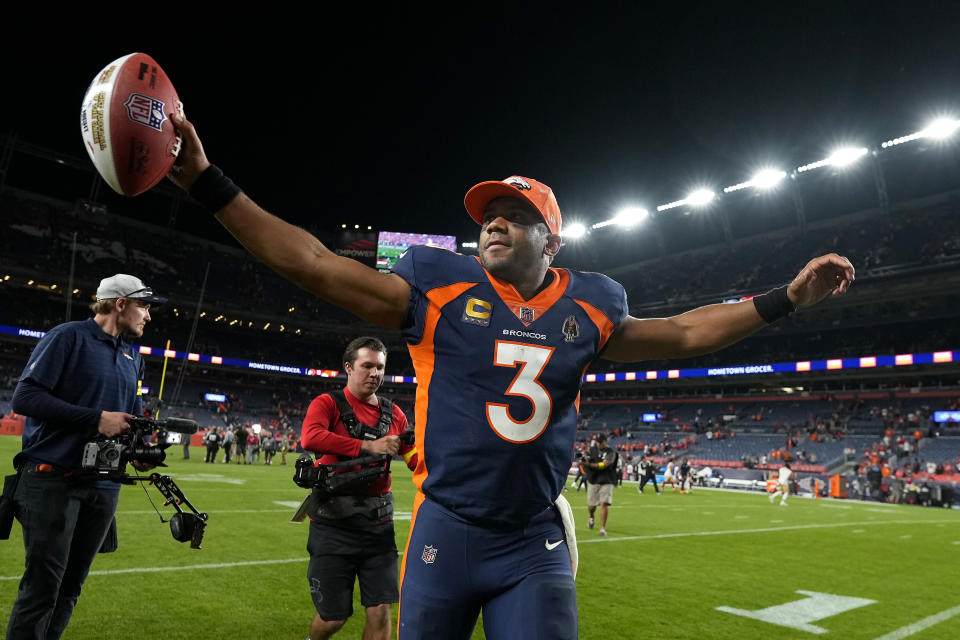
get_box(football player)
[167,111,854,639]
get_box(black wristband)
[752,285,796,324]
[189,164,241,212]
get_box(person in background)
[300,337,417,640]
[585,433,618,536]
[5,274,164,639]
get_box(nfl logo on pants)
[421,545,437,565]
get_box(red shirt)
[301,387,416,495]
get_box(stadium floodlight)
[613,207,649,228]
[881,132,923,148]
[657,190,712,212]
[883,118,960,148]
[657,199,685,212]
[723,169,787,193]
[723,181,750,193]
[797,146,868,173]
[687,189,715,206]
[564,222,587,238]
[751,169,787,189]
[921,117,960,139]
[826,146,868,167]
[461,241,478,249]
[592,207,648,229]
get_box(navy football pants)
[398,494,578,639]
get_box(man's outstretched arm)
[166,111,410,329]
[603,253,855,363]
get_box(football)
[80,53,181,197]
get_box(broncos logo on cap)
[504,176,531,191]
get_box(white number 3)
[486,341,555,443]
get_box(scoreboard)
[375,231,457,272]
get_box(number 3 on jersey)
[486,341,555,443]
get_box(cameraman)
[300,336,417,640]
[5,274,165,640]
[585,432,618,537]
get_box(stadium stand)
[1,139,958,506]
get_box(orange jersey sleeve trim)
[573,298,616,352]
[407,281,478,492]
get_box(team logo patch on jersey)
[520,306,535,323]
[122,351,134,360]
[124,93,167,131]
[462,297,492,327]
[421,545,438,564]
[562,315,580,342]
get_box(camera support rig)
[290,429,415,522]
[83,416,209,549]
[146,473,208,549]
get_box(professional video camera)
[292,429,414,499]
[81,416,209,549]
[81,416,198,476]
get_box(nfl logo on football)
[124,93,166,131]
[421,545,438,565]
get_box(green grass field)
[2,436,959,639]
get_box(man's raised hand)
[787,253,855,308]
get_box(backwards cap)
[464,176,562,235]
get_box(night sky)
[5,3,960,248]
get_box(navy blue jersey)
[14,318,144,472]
[393,246,627,527]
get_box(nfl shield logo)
[124,93,167,131]
[421,545,438,565]
[520,307,535,323]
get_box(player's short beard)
[480,228,549,283]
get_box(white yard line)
[0,558,307,581]
[578,519,958,544]
[2,519,955,581]
[872,604,960,640]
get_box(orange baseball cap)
[464,176,563,235]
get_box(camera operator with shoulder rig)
[2,274,165,640]
[299,336,417,640]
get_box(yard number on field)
[717,590,876,634]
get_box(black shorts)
[307,525,399,621]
